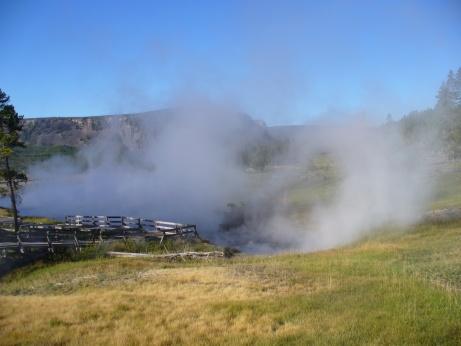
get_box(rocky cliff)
[20,108,277,153]
[21,110,172,147]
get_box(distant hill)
[21,109,173,147]
[16,109,284,170]
[22,109,320,149]
[17,109,353,171]
[13,110,170,169]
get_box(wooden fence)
[0,215,200,257]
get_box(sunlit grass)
[21,216,59,224]
[0,207,10,217]
[431,167,461,209]
[1,222,461,345]
[1,161,461,344]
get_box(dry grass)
[1,222,461,345]
[0,207,10,217]
[0,263,318,345]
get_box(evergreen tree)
[437,70,457,109]
[0,89,27,232]
[454,67,461,107]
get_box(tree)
[454,67,461,107]
[0,89,27,232]
[437,70,458,109]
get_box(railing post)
[16,233,24,254]
[73,230,81,252]
[46,230,54,253]
[193,225,200,239]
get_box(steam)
[217,118,434,252]
[22,97,250,232]
[298,122,432,250]
[19,99,435,252]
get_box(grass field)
[1,162,461,345]
[1,221,461,345]
[431,162,461,209]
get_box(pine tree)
[454,67,461,107]
[437,70,457,109]
[0,89,27,232]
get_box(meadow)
[1,221,461,345]
[1,162,461,345]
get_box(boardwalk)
[0,215,200,257]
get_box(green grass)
[1,222,461,344]
[21,216,59,224]
[284,159,461,214]
[10,145,77,171]
[106,238,220,254]
[287,180,337,210]
[0,207,58,224]
[431,163,461,209]
[1,159,461,344]
[0,207,10,217]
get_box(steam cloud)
[297,122,432,251]
[19,97,435,253]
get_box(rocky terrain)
[21,110,172,148]
[16,109,283,171]
[20,108,279,148]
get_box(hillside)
[21,110,172,147]
[20,109,273,148]
[2,69,460,344]
[1,220,460,345]
[13,111,166,169]
[1,157,461,344]
[15,109,285,172]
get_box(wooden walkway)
[0,215,200,257]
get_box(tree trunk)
[5,157,19,233]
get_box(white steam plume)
[19,100,435,252]
[297,121,432,251]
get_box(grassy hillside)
[1,220,461,345]
[1,161,461,345]
[431,162,461,209]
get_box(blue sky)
[1,0,460,125]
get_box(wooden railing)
[0,215,200,257]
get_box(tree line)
[400,67,461,159]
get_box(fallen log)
[106,251,224,260]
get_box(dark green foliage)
[0,89,28,231]
[241,137,288,171]
[436,68,461,110]
[0,90,24,155]
[10,145,77,171]
[223,246,240,258]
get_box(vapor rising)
[297,122,432,251]
[19,98,435,252]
